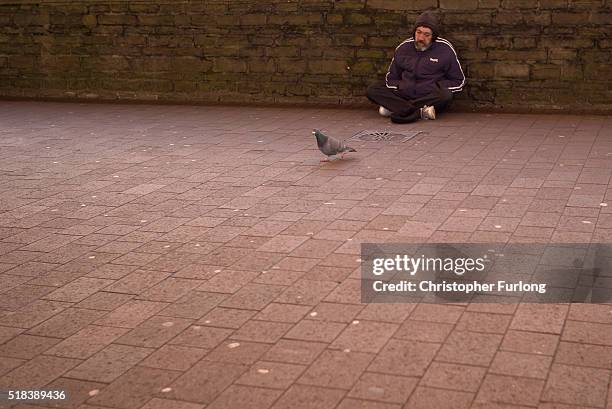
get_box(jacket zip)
[412,51,423,99]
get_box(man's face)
[415,26,433,51]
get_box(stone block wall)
[0,0,610,112]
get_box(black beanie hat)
[414,11,439,40]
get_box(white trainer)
[378,106,392,117]
[420,105,436,120]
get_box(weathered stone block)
[138,15,175,25]
[349,60,375,74]
[42,55,81,72]
[174,14,191,27]
[242,78,268,93]
[129,4,160,13]
[49,14,84,26]
[262,80,287,95]
[572,0,606,9]
[173,80,198,92]
[478,0,500,8]
[468,62,495,78]
[13,13,49,27]
[213,57,247,73]
[266,46,300,57]
[539,0,568,8]
[326,13,344,24]
[277,58,308,73]
[458,50,487,60]
[478,36,511,49]
[553,38,594,48]
[356,49,387,58]
[468,83,495,101]
[309,36,333,47]
[590,12,612,25]
[158,3,185,14]
[584,63,612,80]
[299,0,334,12]
[445,13,492,25]
[41,78,67,89]
[552,12,591,25]
[525,12,552,25]
[81,14,97,27]
[588,90,612,104]
[581,49,612,63]
[12,76,42,88]
[495,63,530,78]
[282,35,309,46]
[191,15,219,26]
[371,13,403,26]
[501,0,537,8]
[493,12,516,25]
[240,13,267,26]
[496,87,546,104]
[308,59,349,74]
[512,37,537,49]
[599,39,612,48]
[367,0,437,10]
[194,34,216,47]
[268,14,322,25]
[547,48,577,60]
[274,2,299,12]
[368,36,403,48]
[333,0,366,10]
[171,56,213,73]
[108,3,129,13]
[560,65,583,80]
[88,5,110,13]
[249,35,275,46]
[488,50,547,61]
[240,47,265,57]
[532,64,561,79]
[335,35,365,46]
[440,0,479,9]
[142,79,173,92]
[54,4,88,14]
[248,58,276,73]
[345,13,371,25]
[323,47,355,58]
[9,55,35,70]
[301,48,324,57]
[98,14,137,25]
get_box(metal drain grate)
[350,130,422,142]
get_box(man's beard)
[415,41,429,51]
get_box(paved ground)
[0,101,611,409]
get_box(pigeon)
[313,129,356,161]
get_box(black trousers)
[366,83,453,122]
